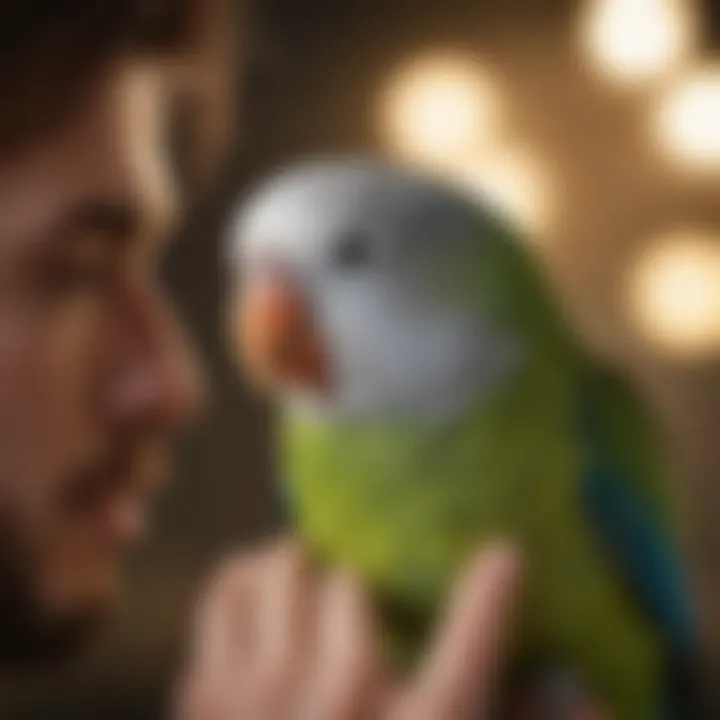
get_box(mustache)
[62,436,170,513]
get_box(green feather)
[281,354,667,718]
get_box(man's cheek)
[0,355,59,500]
[0,321,91,524]
[46,300,102,396]
[42,302,108,455]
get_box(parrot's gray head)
[228,158,524,423]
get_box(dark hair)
[0,0,238,177]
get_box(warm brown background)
[1,0,719,716]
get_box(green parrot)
[228,158,697,719]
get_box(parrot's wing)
[580,458,705,719]
[579,454,695,653]
[576,367,704,718]
[576,366,696,651]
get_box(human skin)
[177,539,524,720]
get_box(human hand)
[175,537,522,720]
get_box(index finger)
[190,553,259,674]
[406,543,523,719]
[190,538,290,674]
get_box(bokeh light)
[628,228,720,359]
[579,0,697,85]
[377,51,501,169]
[654,64,720,172]
[454,147,555,238]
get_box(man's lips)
[62,479,151,547]
[62,448,168,545]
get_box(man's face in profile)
[0,62,202,665]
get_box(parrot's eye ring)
[331,231,372,271]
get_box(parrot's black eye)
[331,231,372,271]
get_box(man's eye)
[45,260,114,296]
[331,231,373,271]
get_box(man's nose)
[105,288,206,429]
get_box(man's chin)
[0,580,113,671]
[0,564,115,673]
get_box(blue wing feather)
[575,368,696,653]
[576,373,701,718]
[580,461,696,654]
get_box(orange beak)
[237,276,329,391]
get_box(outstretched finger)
[403,543,523,719]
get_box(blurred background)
[2,0,719,716]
